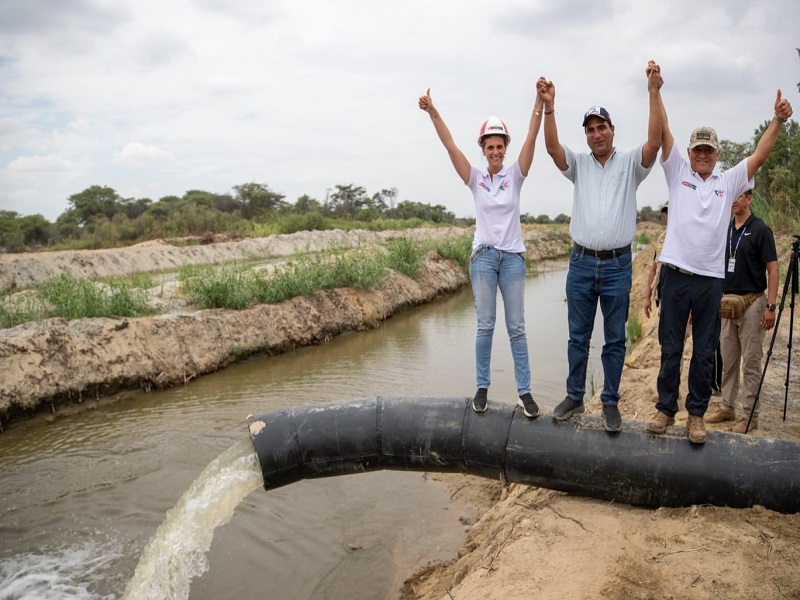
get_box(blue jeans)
[565,248,632,406]
[469,245,531,395]
[656,266,722,416]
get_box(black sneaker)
[602,404,622,432]
[517,393,539,418]
[472,388,488,413]
[552,396,585,421]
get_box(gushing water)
[121,438,263,600]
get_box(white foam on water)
[0,541,121,600]
[121,438,263,600]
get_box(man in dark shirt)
[705,189,778,433]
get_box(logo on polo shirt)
[714,190,725,197]
[479,180,510,192]
[681,181,697,190]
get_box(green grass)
[384,236,425,277]
[429,234,472,271]
[0,292,43,328]
[0,273,157,328]
[181,249,393,309]
[626,313,642,345]
[37,274,156,320]
[1,234,470,326]
[181,265,256,310]
[178,263,209,281]
[180,241,432,310]
[323,250,388,290]
[634,232,652,248]
[103,272,156,290]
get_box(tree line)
[0,175,575,254]
[0,184,461,253]
[2,114,797,253]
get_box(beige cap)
[688,126,719,150]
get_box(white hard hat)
[478,116,510,146]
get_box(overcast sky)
[1,0,797,222]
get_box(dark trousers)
[656,267,723,417]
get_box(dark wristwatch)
[767,303,777,312]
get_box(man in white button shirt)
[647,68,793,444]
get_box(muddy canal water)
[0,261,604,599]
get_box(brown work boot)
[705,409,735,423]
[647,411,675,434]
[732,417,758,434]
[687,415,707,444]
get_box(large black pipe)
[246,397,800,514]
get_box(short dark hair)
[743,188,753,197]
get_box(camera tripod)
[749,234,800,434]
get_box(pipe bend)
[247,397,800,514]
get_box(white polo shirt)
[658,151,752,278]
[563,144,651,251]
[467,162,526,253]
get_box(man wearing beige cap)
[647,68,793,444]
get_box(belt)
[573,243,631,259]
[665,263,694,276]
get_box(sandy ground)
[3,225,800,599]
[402,226,800,600]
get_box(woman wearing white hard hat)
[418,87,544,418]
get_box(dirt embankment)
[402,226,800,600]
[0,227,571,427]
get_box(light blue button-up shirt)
[563,144,652,250]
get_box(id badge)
[727,258,736,273]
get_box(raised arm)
[642,60,663,168]
[746,90,794,180]
[539,77,568,172]
[657,71,674,162]
[518,85,545,177]
[419,88,471,184]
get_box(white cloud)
[6,154,80,176]
[0,0,797,222]
[112,143,175,166]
